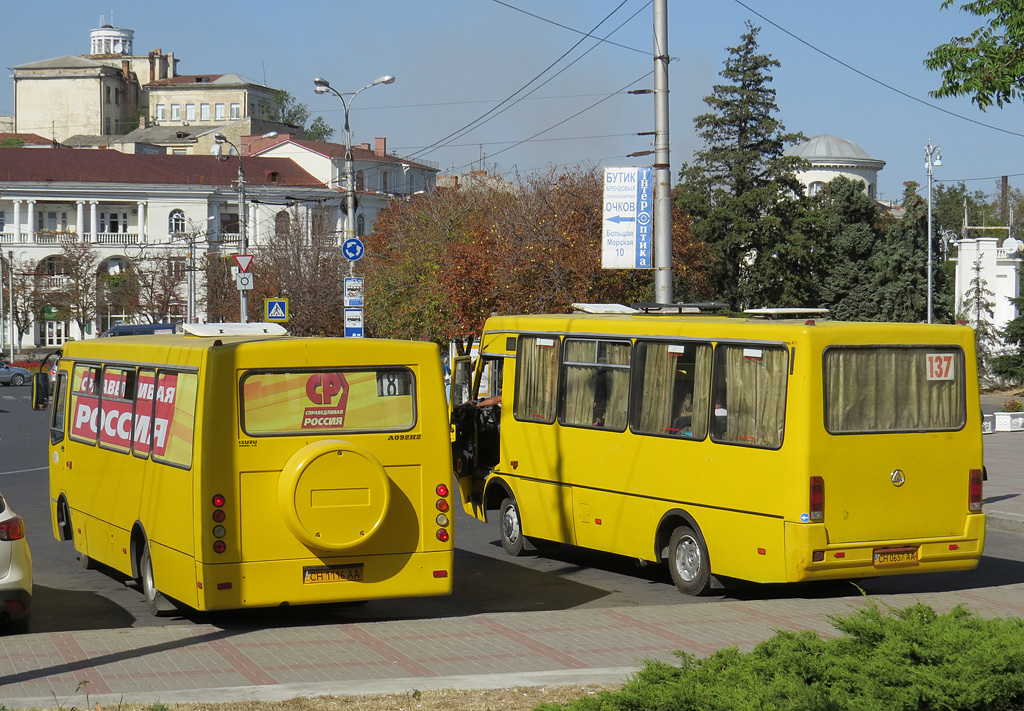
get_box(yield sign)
[234,254,254,273]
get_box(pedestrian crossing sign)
[264,298,289,322]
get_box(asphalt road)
[3,386,1023,635]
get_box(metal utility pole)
[653,0,673,304]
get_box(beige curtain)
[824,348,965,432]
[563,340,598,426]
[634,342,711,438]
[515,337,559,422]
[719,346,788,448]
[604,342,631,430]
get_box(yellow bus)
[450,306,986,594]
[35,324,454,614]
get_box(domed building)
[784,134,885,199]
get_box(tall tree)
[251,206,349,337]
[54,239,101,337]
[960,255,1000,374]
[926,1,1024,110]
[795,176,889,320]
[135,253,186,323]
[675,22,808,309]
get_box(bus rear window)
[823,347,966,433]
[241,369,416,436]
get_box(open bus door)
[449,336,487,518]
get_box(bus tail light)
[212,493,227,553]
[436,529,449,542]
[809,476,824,522]
[969,469,983,512]
[0,516,25,541]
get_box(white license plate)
[303,564,363,584]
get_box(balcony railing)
[94,232,140,245]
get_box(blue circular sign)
[343,238,365,261]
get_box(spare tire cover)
[278,439,391,551]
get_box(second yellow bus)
[450,307,986,594]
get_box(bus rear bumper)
[192,550,454,611]
[784,514,986,583]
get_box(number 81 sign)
[926,353,955,381]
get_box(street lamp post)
[213,132,278,323]
[312,75,395,275]
[925,140,942,324]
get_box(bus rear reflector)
[433,570,448,578]
[809,476,824,522]
[969,469,983,511]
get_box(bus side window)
[560,339,630,431]
[514,336,560,424]
[630,341,711,439]
[50,373,68,445]
[711,344,788,448]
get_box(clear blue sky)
[2,1,1020,205]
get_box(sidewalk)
[0,411,1021,709]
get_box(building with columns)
[0,146,338,346]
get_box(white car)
[0,489,32,634]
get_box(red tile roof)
[0,133,53,146]
[0,148,328,187]
[146,74,225,86]
[254,138,437,171]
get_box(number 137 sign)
[926,353,955,381]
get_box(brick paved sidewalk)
[3,581,1024,710]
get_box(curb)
[0,668,638,710]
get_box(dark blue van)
[100,323,179,338]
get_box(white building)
[784,134,886,199]
[954,236,1021,335]
[250,135,439,237]
[0,146,338,347]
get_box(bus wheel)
[499,497,525,556]
[139,541,175,616]
[668,526,710,595]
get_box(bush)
[537,600,1024,711]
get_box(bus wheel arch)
[132,524,176,616]
[656,510,712,596]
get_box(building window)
[275,210,291,238]
[169,209,186,234]
[200,103,210,121]
[114,88,121,105]
[215,103,225,120]
[105,118,112,134]
[156,104,166,121]
[356,214,366,237]
[0,211,5,232]
[171,104,181,121]
[381,172,389,192]
[186,104,196,122]
[106,87,112,104]
[356,170,366,191]
[230,103,241,119]
[808,181,824,197]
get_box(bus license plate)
[303,564,364,584]
[873,547,918,566]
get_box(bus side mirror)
[32,372,50,411]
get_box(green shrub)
[537,600,1024,711]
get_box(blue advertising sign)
[601,166,653,269]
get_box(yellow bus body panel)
[48,334,453,612]
[463,313,984,588]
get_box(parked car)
[0,362,31,387]
[0,488,32,634]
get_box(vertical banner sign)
[601,166,653,269]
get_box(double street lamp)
[312,74,395,272]
[213,131,278,323]
[925,139,942,324]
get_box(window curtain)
[720,346,788,448]
[563,340,597,426]
[604,342,631,430]
[516,337,559,422]
[824,349,965,432]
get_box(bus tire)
[668,525,710,596]
[499,497,525,556]
[139,541,175,617]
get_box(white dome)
[785,135,885,170]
